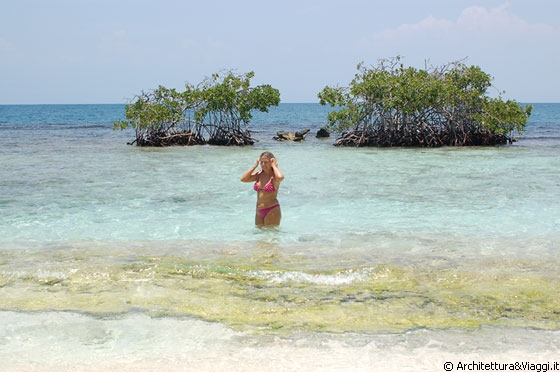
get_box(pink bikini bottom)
[256,204,280,219]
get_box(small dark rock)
[316,127,330,138]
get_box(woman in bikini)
[240,151,284,227]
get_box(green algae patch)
[1,252,559,334]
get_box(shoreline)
[2,311,559,372]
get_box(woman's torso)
[254,172,280,209]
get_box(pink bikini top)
[254,172,276,193]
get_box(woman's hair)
[260,151,275,159]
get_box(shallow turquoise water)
[0,103,559,369]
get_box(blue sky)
[1,0,559,103]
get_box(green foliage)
[318,57,532,146]
[478,98,533,135]
[193,71,280,124]
[114,86,190,132]
[114,71,280,146]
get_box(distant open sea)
[1,103,559,371]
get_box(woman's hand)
[241,158,261,182]
[270,157,284,181]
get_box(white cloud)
[456,2,559,37]
[371,2,560,42]
[105,29,136,52]
[95,29,139,59]
[0,37,14,52]
[373,16,453,41]
[354,2,560,102]
[457,3,515,32]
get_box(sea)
[0,103,559,371]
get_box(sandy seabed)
[1,312,559,372]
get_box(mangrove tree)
[114,71,280,146]
[318,57,533,147]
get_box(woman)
[240,151,284,227]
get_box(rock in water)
[274,129,310,141]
